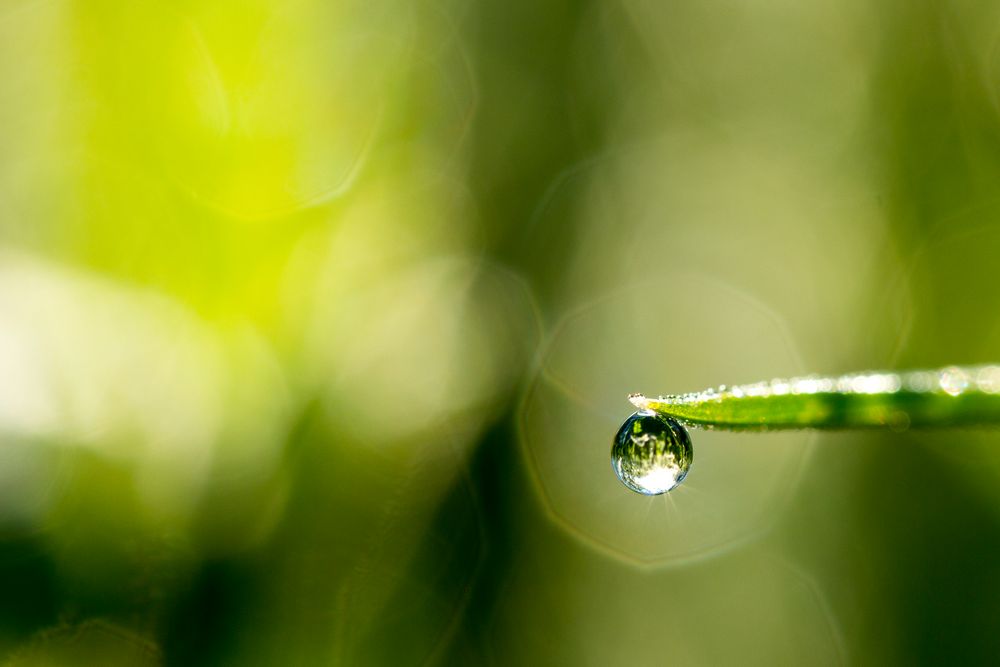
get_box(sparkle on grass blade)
[630,365,1000,430]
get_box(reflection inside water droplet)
[612,410,693,495]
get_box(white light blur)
[848,373,902,394]
[0,251,291,523]
[975,366,1000,394]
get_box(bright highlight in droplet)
[612,410,693,495]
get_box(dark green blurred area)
[2,0,1000,664]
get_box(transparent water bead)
[612,411,693,495]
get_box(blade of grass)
[630,365,1000,430]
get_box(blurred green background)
[2,0,1000,664]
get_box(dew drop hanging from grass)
[612,410,693,495]
[614,364,1000,495]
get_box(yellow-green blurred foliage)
[2,0,1000,664]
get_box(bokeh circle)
[519,275,814,565]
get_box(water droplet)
[612,410,693,495]
[939,366,970,396]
